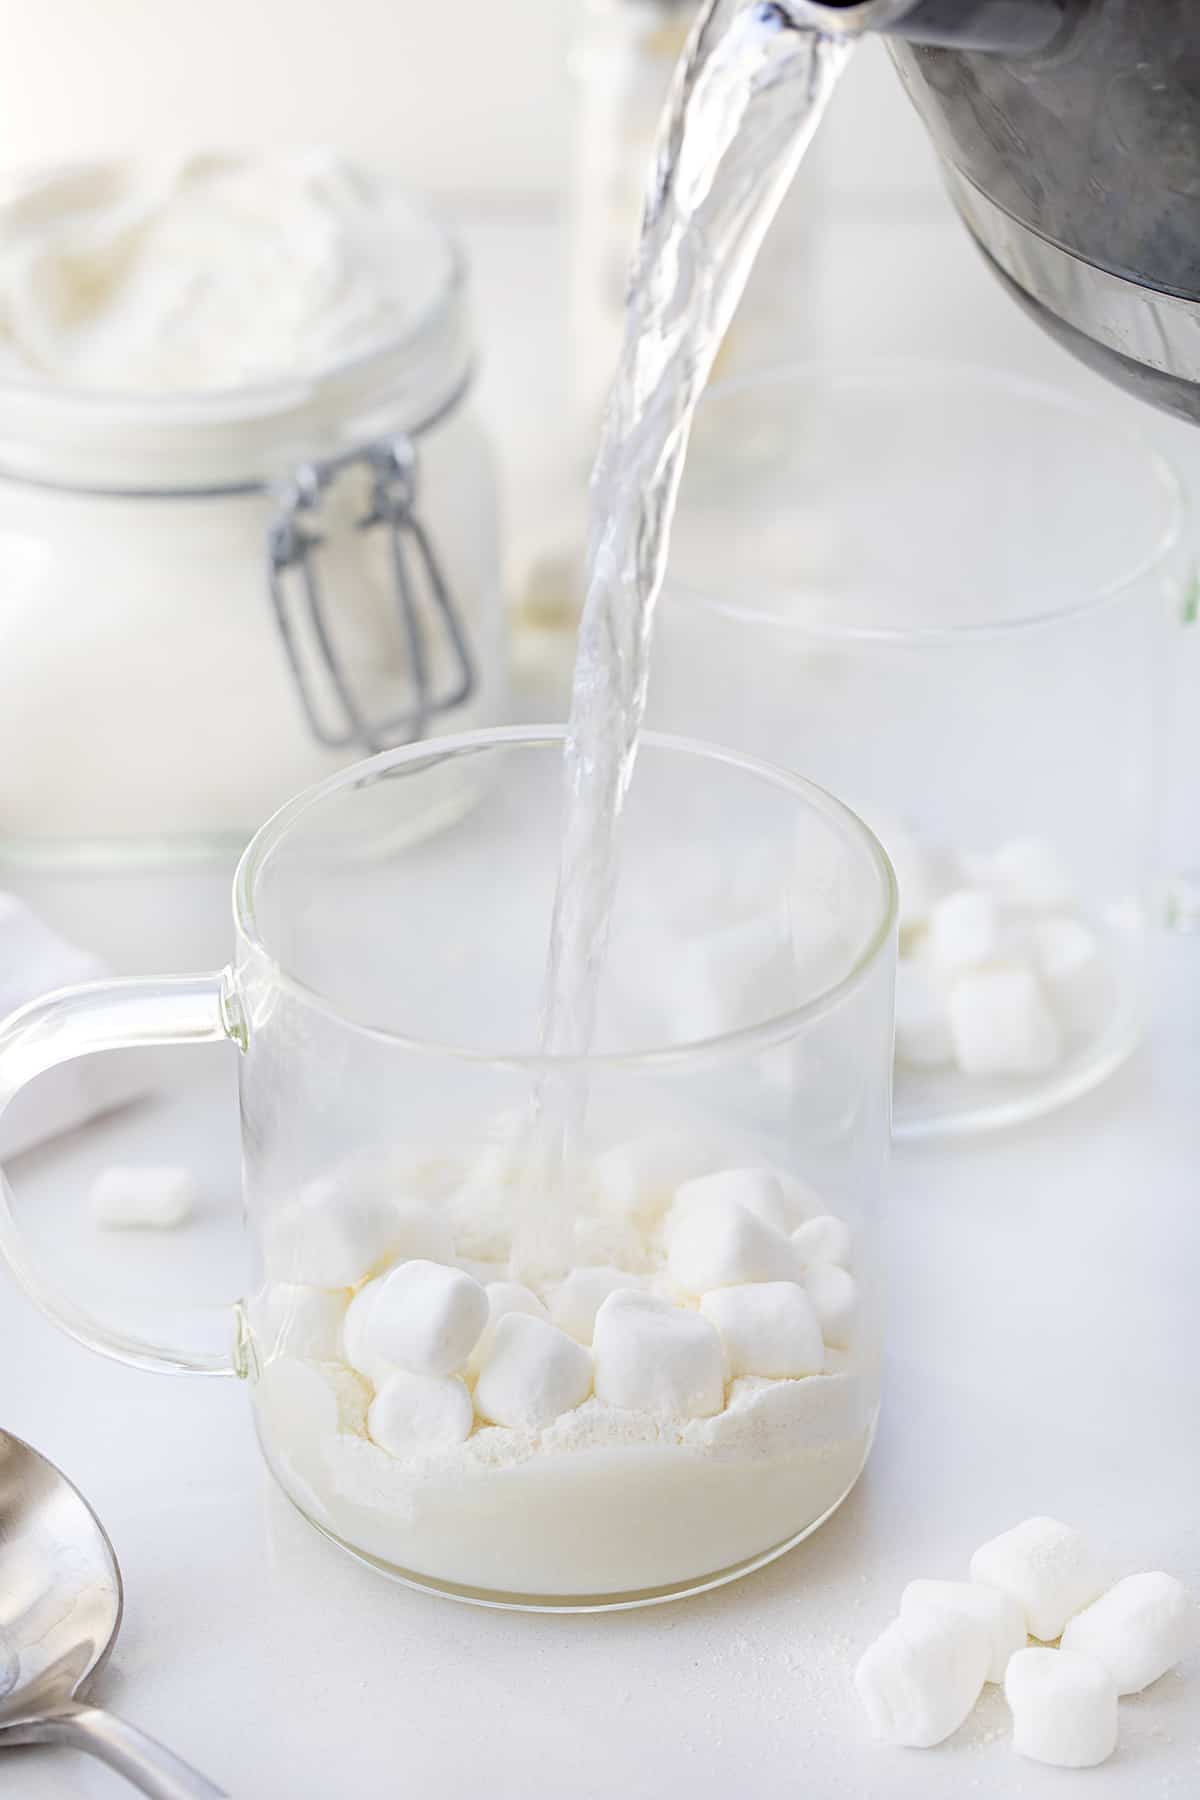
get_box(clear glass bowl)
[651,361,1185,1140]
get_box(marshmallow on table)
[854,1609,991,1748]
[256,1283,348,1363]
[901,1579,1025,1684]
[894,956,954,1070]
[1031,916,1103,1034]
[970,1516,1107,1641]
[976,838,1074,912]
[803,1263,857,1349]
[667,1189,800,1295]
[366,1260,488,1378]
[473,1313,593,1429]
[1004,1647,1117,1769]
[466,1280,547,1375]
[548,1266,640,1345]
[0,894,148,1161]
[266,1188,453,1289]
[593,1290,724,1418]
[89,1165,196,1229]
[792,1213,851,1269]
[947,965,1061,1078]
[928,889,1003,979]
[367,1370,473,1455]
[699,1282,824,1378]
[1061,1572,1197,1695]
[672,1167,795,1238]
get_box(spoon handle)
[19,1702,228,1798]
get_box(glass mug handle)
[0,971,245,1376]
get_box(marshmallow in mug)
[699,1282,824,1379]
[473,1312,593,1430]
[666,1188,801,1294]
[364,1260,488,1379]
[592,1290,725,1418]
[368,1369,474,1454]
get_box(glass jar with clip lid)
[0,168,504,864]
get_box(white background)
[0,2,938,199]
[1,4,1199,1796]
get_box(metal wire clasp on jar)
[268,413,477,756]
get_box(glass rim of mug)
[664,357,1185,643]
[233,724,898,1069]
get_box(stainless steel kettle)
[788,1,1200,424]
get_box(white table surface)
[2,196,1200,1799]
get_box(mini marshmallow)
[367,1370,473,1455]
[928,889,1002,978]
[1004,1647,1117,1768]
[1061,1572,1198,1695]
[256,1283,348,1363]
[970,1516,1107,1641]
[89,1165,196,1229]
[667,1194,799,1295]
[894,956,954,1070]
[267,1189,453,1288]
[366,1260,488,1378]
[473,1313,593,1429]
[854,1609,990,1748]
[672,911,796,1042]
[792,1213,852,1269]
[979,837,1074,912]
[548,1266,641,1345]
[672,1167,794,1237]
[340,1277,395,1387]
[591,1130,719,1226]
[593,1290,725,1418]
[699,1281,824,1378]
[466,1280,548,1375]
[1031,916,1104,1035]
[804,1263,857,1349]
[947,965,1061,1078]
[901,1579,1026,1684]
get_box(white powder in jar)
[0,152,503,852]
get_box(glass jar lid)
[0,155,473,493]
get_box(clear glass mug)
[651,362,1186,1140]
[0,728,895,1611]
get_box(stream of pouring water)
[517,2,852,1280]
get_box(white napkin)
[0,893,145,1160]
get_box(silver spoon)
[0,1429,227,1797]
